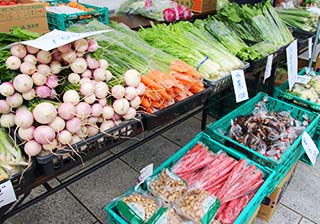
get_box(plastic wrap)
[153,208,193,224]
[147,168,188,205]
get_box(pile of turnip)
[0,38,145,159]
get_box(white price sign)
[308,37,313,59]
[296,75,312,85]
[286,40,298,91]
[138,163,153,183]
[20,29,110,51]
[263,54,274,83]
[231,70,249,103]
[302,132,319,166]
[0,181,17,208]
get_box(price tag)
[0,181,17,208]
[302,132,319,166]
[19,29,110,51]
[286,40,298,91]
[263,54,274,83]
[308,37,313,59]
[231,70,249,103]
[138,163,153,183]
[296,75,312,84]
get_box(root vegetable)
[0,82,15,96]
[99,59,109,69]
[86,55,99,69]
[46,75,59,88]
[52,49,62,61]
[58,44,71,53]
[87,125,99,137]
[81,70,92,78]
[58,130,72,145]
[50,61,62,74]
[100,120,114,131]
[84,94,96,104]
[49,117,65,132]
[124,69,141,88]
[113,98,130,115]
[0,113,15,128]
[6,92,23,108]
[32,72,47,86]
[50,89,57,99]
[123,107,137,120]
[36,86,51,98]
[15,107,33,128]
[23,54,37,65]
[94,82,109,99]
[76,126,87,139]
[20,62,36,75]
[106,70,113,81]
[66,117,81,133]
[22,89,36,101]
[102,106,114,120]
[93,68,107,81]
[26,46,39,54]
[6,56,21,70]
[80,82,94,96]
[76,102,91,119]
[68,73,81,84]
[87,39,99,52]
[37,50,52,64]
[70,58,87,74]
[125,86,137,101]
[24,140,42,156]
[74,39,88,53]
[0,100,10,114]
[79,77,91,85]
[43,139,57,151]
[63,90,80,105]
[18,126,35,141]
[34,125,56,144]
[136,83,146,96]
[113,113,121,121]
[11,44,27,59]
[71,135,81,144]
[37,64,51,77]
[58,102,76,120]
[33,102,57,124]
[88,117,98,124]
[130,96,141,109]
[98,98,107,106]
[111,85,125,99]
[62,50,77,64]
[91,104,103,117]
[13,74,33,93]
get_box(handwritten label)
[231,70,249,103]
[296,75,312,84]
[0,181,16,208]
[286,40,298,91]
[20,29,110,51]
[302,132,319,166]
[138,163,153,183]
[263,54,274,83]
[308,37,313,59]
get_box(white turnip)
[50,61,62,74]
[106,70,113,82]
[76,102,91,119]
[66,117,81,133]
[36,86,51,98]
[99,59,109,69]
[46,75,59,88]
[0,82,15,96]
[86,55,99,69]
[58,44,71,53]
[136,83,146,96]
[130,96,141,109]
[81,70,92,79]
[125,86,137,101]
[80,82,94,96]
[88,117,98,124]
[37,64,51,77]
[87,39,99,52]
[98,98,107,107]
[13,74,33,93]
[76,126,88,139]
[26,46,39,54]
[33,102,57,124]
[63,90,80,105]
[87,125,99,137]
[123,107,137,120]
[32,72,47,86]
[18,126,35,141]
[37,50,52,64]
[93,68,107,81]
[0,100,10,114]
[6,56,21,70]
[15,107,33,128]
[124,69,140,88]
[20,62,36,75]
[100,120,114,131]
[102,106,114,120]
[22,89,36,101]
[71,135,81,144]
[0,113,15,128]
[24,140,42,156]
[91,103,103,117]
[43,139,57,151]
[111,85,125,99]
[70,58,87,74]
[84,94,96,104]
[49,116,65,132]
[6,93,23,108]
[58,102,75,120]
[52,49,62,61]
[23,54,37,65]
[113,98,130,115]
[62,50,77,64]
[74,39,88,53]
[11,44,27,59]
[94,82,108,99]
[79,77,91,85]
[58,130,72,145]
[68,73,80,84]
[34,125,56,144]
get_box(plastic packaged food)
[175,188,220,224]
[152,208,193,224]
[148,168,188,204]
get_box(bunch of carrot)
[140,60,205,113]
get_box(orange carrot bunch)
[141,60,205,113]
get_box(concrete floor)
[4,113,320,224]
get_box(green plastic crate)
[206,92,319,191]
[45,0,108,30]
[106,132,275,224]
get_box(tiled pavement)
[4,113,320,224]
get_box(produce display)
[45,1,95,19]
[138,21,245,80]
[0,34,144,158]
[276,7,318,32]
[229,99,309,160]
[215,1,294,48]
[172,143,264,224]
[0,0,17,6]
[118,0,192,22]
[287,76,320,103]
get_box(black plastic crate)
[142,88,210,131]
[36,120,141,176]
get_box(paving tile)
[120,135,181,171]
[5,183,96,224]
[281,163,320,223]
[68,159,138,223]
[300,218,317,224]
[254,204,301,224]
[298,159,320,178]
[161,117,202,147]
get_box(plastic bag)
[153,208,193,224]
[175,188,220,224]
[147,168,188,205]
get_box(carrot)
[170,60,190,73]
[141,75,171,100]
[151,100,163,109]
[141,97,151,108]
[190,84,205,93]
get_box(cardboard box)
[248,205,260,224]
[0,0,49,33]
[258,164,297,222]
[177,0,216,13]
